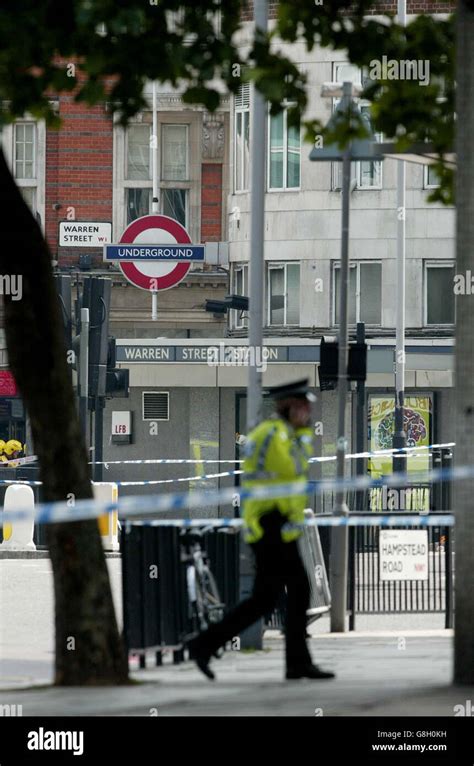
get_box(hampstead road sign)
[104,214,204,291]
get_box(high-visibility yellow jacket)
[242,417,313,543]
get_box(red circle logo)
[119,215,192,292]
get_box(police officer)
[189,379,335,681]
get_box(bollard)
[93,482,119,552]
[1,484,36,551]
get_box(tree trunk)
[454,0,474,685]
[0,149,128,685]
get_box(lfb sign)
[104,215,204,291]
[111,411,132,444]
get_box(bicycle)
[180,526,225,634]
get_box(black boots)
[286,664,335,680]
[187,638,215,681]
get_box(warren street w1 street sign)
[104,214,204,291]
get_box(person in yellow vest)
[0,440,8,464]
[189,379,335,681]
[3,439,24,466]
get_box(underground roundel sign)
[104,215,205,292]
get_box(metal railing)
[122,522,240,665]
[346,514,454,630]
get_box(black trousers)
[195,510,312,669]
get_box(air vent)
[235,83,250,110]
[142,391,169,421]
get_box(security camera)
[52,203,62,211]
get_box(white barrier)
[93,482,119,552]
[1,484,36,551]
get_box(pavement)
[1,558,472,716]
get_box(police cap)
[270,378,317,402]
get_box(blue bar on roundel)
[103,244,205,261]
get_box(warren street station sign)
[116,344,320,363]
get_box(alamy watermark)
[207,343,273,372]
[0,274,22,301]
[0,703,23,716]
[368,56,430,86]
[27,727,84,756]
[453,700,473,716]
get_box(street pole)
[79,308,89,440]
[330,81,352,633]
[356,321,366,507]
[240,0,267,651]
[246,0,267,432]
[393,0,407,473]
[94,397,104,483]
[151,80,159,321]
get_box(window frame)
[331,64,383,191]
[424,164,441,190]
[332,260,383,327]
[267,105,301,192]
[267,261,301,327]
[424,260,455,327]
[117,113,194,235]
[125,123,152,181]
[14,122,36,180]
[1,119,45,229]
[161,123,189,182]
[232,263,249,329]
[234,86,250,193]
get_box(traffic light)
[106,368,130,398]
[319,337,338,390]
[82,277,111,397]
[319,337,367,390]
[348,342,367,382]
[54,275,73,351]
[105,336,129,398]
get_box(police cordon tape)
[89,441,455,466]
[0,440,453,480]
[0,469,243,487]
[0,439,453,486]
[0,442,455,487]
[0,462,467,527]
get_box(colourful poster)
[368,395,432,477]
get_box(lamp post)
[151,80,159,321]
[310,81,380,632]
[393,0,407,473]
[246,0,267,432]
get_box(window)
[267,263,300,326]
[15,123,35,179]
[333,261,382,325]
[161,125,188,180]
[332,64,382,190]
[124,121,190,227]
[126,124,151,180]
[268,107,300,190]
[142,391,169,421]
[424,165,441,189]
[12,122,40,217]
[234,84,250,192]
[232,264,249,328]
[126,188,151,225]
[425,262,455,325]
[19,187,36,215]
[162,188,187,226]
